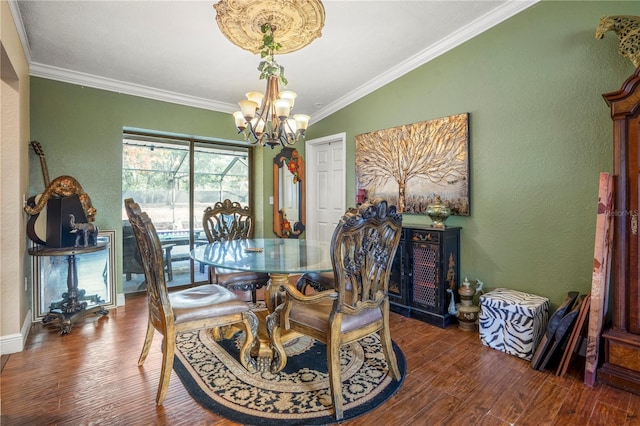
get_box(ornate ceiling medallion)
[214,0,325,54]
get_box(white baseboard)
[0,308,32,355]
[1,295,126,355]
[0,333,24,355]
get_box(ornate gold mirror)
[273,148,305,238]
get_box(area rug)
[173,328,406,425]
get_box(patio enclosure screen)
[122,132,250,293]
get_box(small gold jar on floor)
[456,278,482,331]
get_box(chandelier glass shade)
[234,75,310,148]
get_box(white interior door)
[305,133,346,242]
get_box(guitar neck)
[30,141,50,187]
[40,156,50,187]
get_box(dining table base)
[191,239,333,373]
[254,272,299,372]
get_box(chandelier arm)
[277,119,287,146]
[246,121,262,146]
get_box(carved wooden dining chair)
[295,206,360,295]
[268,199,403,420]
[203,199,270,303]
[124,198,258,405]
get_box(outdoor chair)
[268,199,403,420]
[124,198,258,405]
[203,199,270,303]
[123,221,176,283]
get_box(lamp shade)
[253,117,265,134]
[274,99,292,119]
[246,91,264,107]
[294,114,310,130]
[239,100,258,119]
[279,91,297,108]
[233,111,246,128]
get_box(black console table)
[29,243,109,334]
[388,225,461,328]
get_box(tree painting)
[355,113,469,215]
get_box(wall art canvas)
[355,113,469,215]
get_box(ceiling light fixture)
[214,0,325,148]
[232,23,310,148]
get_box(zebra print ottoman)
[479,288,549,361]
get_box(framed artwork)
[32,230,116,321]
[355,113,469,215]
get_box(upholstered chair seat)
[288,299,383,334]
[124,198,258,406]
[214,269,270,288]
[170,284,253,323]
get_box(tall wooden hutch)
[599,67,640,394]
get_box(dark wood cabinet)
[388,230,410,315]
[389,225,461,328]
[598,67,640,394]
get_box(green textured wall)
[28,80,267,294]
[29,1,638,307]
[306,1,638,307]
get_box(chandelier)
[214,0,325,148]
[233,24,310,148]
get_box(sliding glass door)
[122,133,250,293]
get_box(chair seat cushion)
[289,298,383,334]
[215,268,270,286]
[170,284,250,324]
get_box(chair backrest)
[330,199,403,311]
[124,198,173,332]
[203,199,255,243]
[122,221,144,275]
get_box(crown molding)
[7,0,32,64]
[11,0,235,113]
[18,0,537,121]
[29,62,237,113]
[312,0,539,122]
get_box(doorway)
[121,133,251,293]
[305,133,346,242]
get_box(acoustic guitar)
[26,141,50,244]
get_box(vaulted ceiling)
[11,1,537,122]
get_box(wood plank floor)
[2,293,639,425]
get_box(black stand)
[29,243,109,334]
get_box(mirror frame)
[273,147,305,238]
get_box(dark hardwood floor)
[1,293,639,425]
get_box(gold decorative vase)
[426,196,451,228]
[456,278,481,332]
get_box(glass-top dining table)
[191,238,333,370]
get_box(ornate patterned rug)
[173,329,406,425]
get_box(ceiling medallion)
[214,0,325,54]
